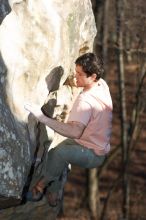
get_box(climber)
[24,52,113,207]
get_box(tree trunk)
[88,168,100,219]
[116,0,129,219]
[102,0,110,78]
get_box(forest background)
[64,0,146,219]
[86,0,146,219]
[0,0,146,220]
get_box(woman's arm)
[24,104,85,139]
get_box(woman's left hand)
[24,103,43,120]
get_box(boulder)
[0,0,96,208]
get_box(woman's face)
[75,65,96,89]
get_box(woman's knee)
[48,146,65,160]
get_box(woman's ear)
[91,73,97,81]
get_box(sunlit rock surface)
[0,0,96,201]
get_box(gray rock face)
[0,0,11,24]
[0,53,32,199]
[0,0,96,200]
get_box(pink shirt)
[67,79,113,156]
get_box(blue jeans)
[43,138,105,192]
